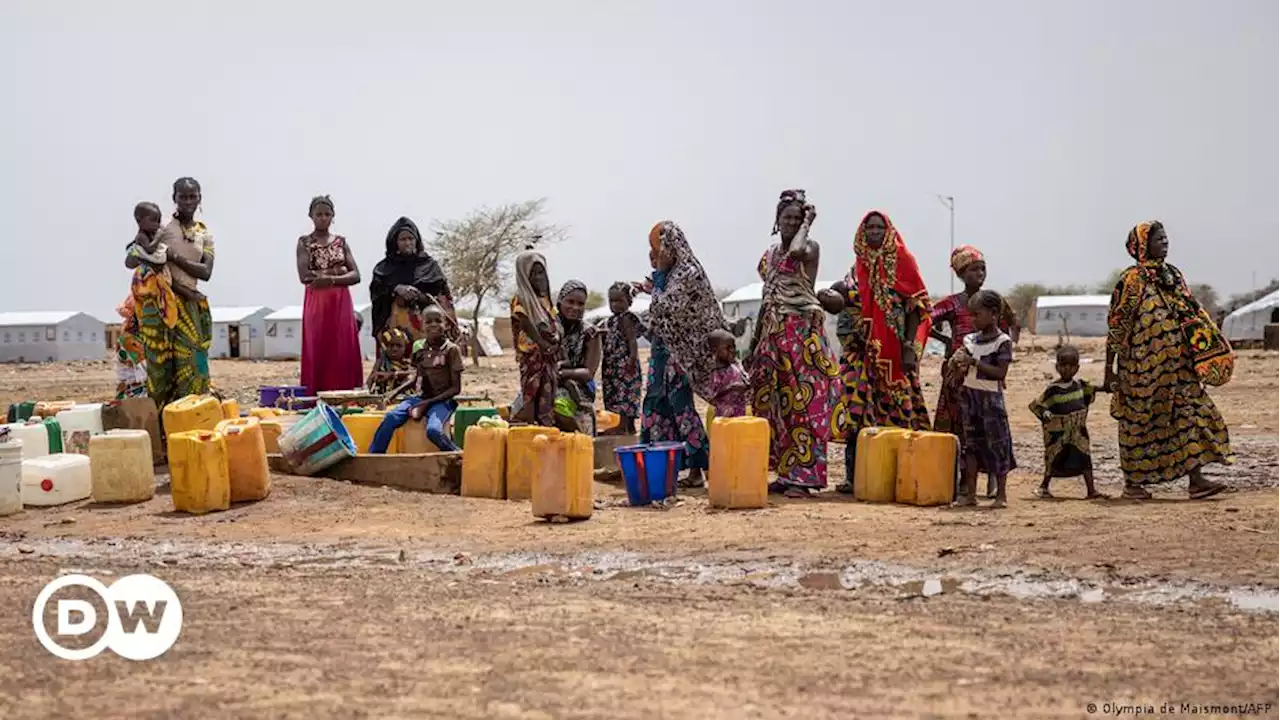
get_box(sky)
[1,0,1276,319]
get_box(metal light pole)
[937,195,955,292]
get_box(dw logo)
[32,574,183,661]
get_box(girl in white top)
[948,290,1017,508]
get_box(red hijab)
[852,211,932,384]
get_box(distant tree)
[428,199,567,365]
[1224,279,1279,315]
[1096,269,1126,294]
[1190,284,1220,317]
[585,290,606,311]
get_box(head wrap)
[309,195,334,214]
[557,279,588,330]
[1125,220,1179,290]
[379,326,410,347]
[368,216,450,335]
[513,251,554,329]
[851,211,932,384]
[646,221,727,400]
[772,189,807,235]
[950,244,984,276]
[1126,221,1158,263]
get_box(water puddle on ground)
[3,538,1276,615]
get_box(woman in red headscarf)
[820,211,932,494]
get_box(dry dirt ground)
[1,340,1277,719]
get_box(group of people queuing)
[115,181,1236,504]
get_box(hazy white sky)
[2,0,1276,318]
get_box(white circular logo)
[32,573,183,661]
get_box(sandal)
[678,474,705,490]
[951,495,977,508]
[1032,487,1053,500]
[783,487,812,499]
[1121,486,1152,500]
[1189,482,1226,500]
[1085,491,1109,500]
[835,482,853,495]
[768,481,789,495]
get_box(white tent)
[0,311,105,363]
[720,281,843,356]
[1034,295,1111,338]
[264,303,374,360]
[1222,290,1279,343]
[585,297,652,348]
[210,306,272,359]
[457,317,504,356]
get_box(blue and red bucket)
[615,441,685,506]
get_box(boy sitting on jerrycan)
[369,307,464,453]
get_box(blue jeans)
[369,398,458,453]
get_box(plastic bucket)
[616,442,684,506]
[277,401,356,476]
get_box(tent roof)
[584,296,651,322]
[1226,290,1279,319]
[0,311,94,326]
[721,280,841,305]
[265,306,303,321]
[211,306,272,323]
[1035,295,1111,309]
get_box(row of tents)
[1,290,1276,364]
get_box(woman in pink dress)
[296,195,364,393]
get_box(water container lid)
[0,438,23,454]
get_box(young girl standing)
[510,251,559,426]
[951,290,1017,508]
[601,281,644,435]
[930,245,1018,497]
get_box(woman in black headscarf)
[369,217,456,345]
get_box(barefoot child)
[366,327,414,398]
[1029,345,1107,499]
[950,290,1016,508]
[370,307,463,453]
[510,251,560,426]
[929,245,1019,498]
[601,282,644,435]
[706,328,749,420]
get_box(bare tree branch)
[426,199,568,364]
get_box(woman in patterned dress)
[297,195,364,393]
[1104,221,1232,500]
[749,190,841,497]
[820,210,932,494]
[641,223,724,487]
[123,177,215,411]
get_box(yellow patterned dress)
[1107,262,1233,486]
[131,217,214,409]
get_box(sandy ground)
[1,340,1277,719]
